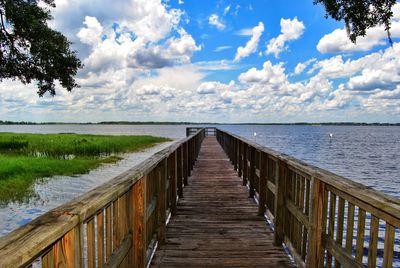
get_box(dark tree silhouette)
[0,0,82,96]
[314,0,397,44]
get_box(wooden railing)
[216,129,400,268]
[186,127,216,137]
[0,129,205,268]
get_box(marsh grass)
[0,133,170,204]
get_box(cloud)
[77,18,200,73]
[2,0,400,123]
[233,5,241,16]
[194,60,238,71]
[234,22,264,62]
[346,44,400,91]
[223,5,231,16]
[213,46,232,52]
[266,17,305,58]
[208,14,225,30]
[52,0,185,46]
[197,81,235,95]
[238,60,287,85]
[77,16,103,46]
[197,83,217,94]
[235,28,253,36]
[317,3,400,53]
[293,58,316,75]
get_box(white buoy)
[329,133,333,138]
[254,132,257,142]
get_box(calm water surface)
[219,125,400,198]
[0,124,399,237]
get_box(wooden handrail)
[0,129,205,268]
[216,128,400,268]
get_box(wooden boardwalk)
[151,136,293,268]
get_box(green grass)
[0,133,170,204]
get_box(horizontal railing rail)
[0,129,205,268]
[216,128,400,268]
[187,127,216,137]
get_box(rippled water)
[219,125,400,199]
[0,124,399,238]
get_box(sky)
[1,0,400,123]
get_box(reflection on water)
[0,124,399,238]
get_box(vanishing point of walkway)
[151,137,293,267]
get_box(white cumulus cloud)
[293,58,316,75]
[266,17,305,58]
[208,14,225,30]
[234,22,264,62]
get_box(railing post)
[191,138,195,167]
[170,151,177,216]
[187,140,192,177]
[249,146,256,198]
[274,159,287,246]
[183,142,188,185]
[238,141,242,177]
[177,146,183,198]
[133,178,146,268]
[258,152,267,216]
[156,160,167,245]
[43,225,82,268]
[242,143,248,186]
[233,138,237,170]
[307,178,327,268]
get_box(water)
[218,125,400,198]
[0,124,399,236]
[0,124,191,236]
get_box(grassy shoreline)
[0,133,170,204]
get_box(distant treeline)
[0,120,399,126]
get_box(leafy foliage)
[314,0,397,44]
[0,0,82,96]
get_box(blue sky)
[0,0,399,123]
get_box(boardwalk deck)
[150,136,293,268]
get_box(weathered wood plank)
[150,137,292,268]
[382,223,395,268]
[133,178,146,268]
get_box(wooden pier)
[0,127,399,268]
[150,136,292,267]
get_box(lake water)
[0,124,399,236]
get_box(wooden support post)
[87,218,95,268]
[258,152,267,216]
[170,151,177,216]
[238,141,242,177]
[183,142,188,185]
[157,160,167,245]
[242,143,248,186]
[97,211,105,267]
[274,159,287,246]
[105,206,112,261]
[43,225,81,268]
[187,140,192,177]
[249,147,256,198]
[233,138,237,170]
[192,139,195,166]
[133,178,146,268]
[177,146,183,198]
[306,177,327,268]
